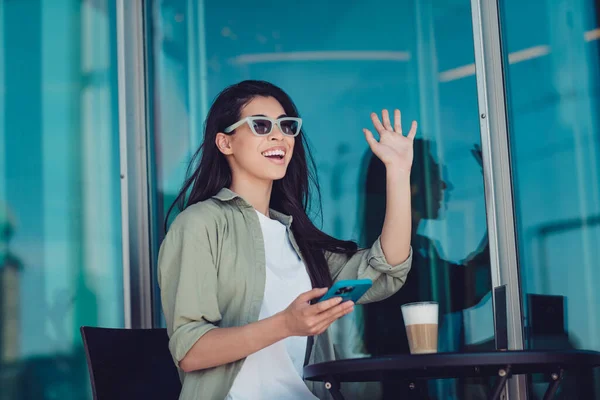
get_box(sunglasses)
[224,116,302,137]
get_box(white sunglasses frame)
[223,116,302,137]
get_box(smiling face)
[216,96,296,184]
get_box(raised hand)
[363,109,417,173]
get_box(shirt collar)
[212,187,239,202]
[212,188,293,227]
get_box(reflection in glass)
[148,1,493,398]
[361,140,493,399]
[501,0,600,397]
[0,1,123,399]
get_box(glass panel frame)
[470,0,528,396]
[496,0,600,397]
[116,0,154,329]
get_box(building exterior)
[0,0,599,399]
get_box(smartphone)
[318,279,373,303]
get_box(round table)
[304,350,600,400]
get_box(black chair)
[80,326,182,400]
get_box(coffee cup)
[401,301,439,354]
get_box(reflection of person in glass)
[158,80,416,399]
[362,139,492,397]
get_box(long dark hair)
[165,80,357,288]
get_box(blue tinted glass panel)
[0,1,123,398]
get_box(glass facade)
[147,1,494,398]
[501,0,600,397]
[0,1,123,399]
[0,0,598,398]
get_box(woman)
[158,80,416,399]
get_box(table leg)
[489,365,512,400]
[324,376,345,400]
[542,369,564,400]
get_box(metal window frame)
[471,0,526,398]
[142,0,164,327]
[116,0,153,329]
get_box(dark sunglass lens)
[280,120,299,135]
[252,119,272,135]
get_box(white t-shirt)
[226,211,318,400]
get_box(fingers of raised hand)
[407,120,418,140]
[372,109,406,135]
[394,109,402,133]
[382,109,393,131]
[370,112,387,135]
[363,128,378,149]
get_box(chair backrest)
[80,326,182,400]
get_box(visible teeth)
[262,150,285,157]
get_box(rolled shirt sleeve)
[326,236,412,304]
[158,228,221,365]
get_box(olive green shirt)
[158,188,412,399]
